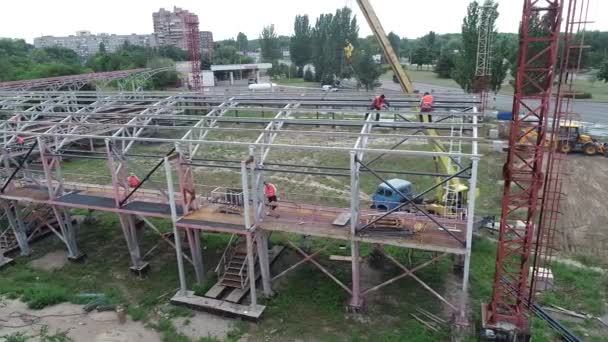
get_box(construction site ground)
[1,128,608,341]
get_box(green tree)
[310,7,359,83]
[157,45,187,61]
[598,59,608,82]
[289,15,312,70]
[411,47,431,70]
[434,53,456,78]
[452,0,499,93]
[303,68,315,81]
[212,44,253,65]
[489,35,514,92]
[236,32,248,52]
[148,57,178,89]
[260,24,282,62]
[387,32,400,57]
[352,48,382,90]
[99,42,106,53]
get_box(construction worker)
[263,181,279,216]
[366,94,390,121]
[15,136,25,145]
[343,40,354,64]
[420,92,434,112]
[127,173,140,188]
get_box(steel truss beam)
[0,69,148,91]
[38,138,82,260]
[180,98,238,160]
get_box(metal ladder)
[443,115,464,221]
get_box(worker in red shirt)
[420,92,434,112]
[127,173,140,188]
[366,94,390,121]
[263,181,279,217]
[15,136,25,145]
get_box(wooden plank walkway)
[171,290,266,321]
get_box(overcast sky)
[1,0,606,43]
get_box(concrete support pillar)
[256,230,273,297]
[256,70,260,83]
[186,228,205,284]
[229,72,234,85]
[118,214,147,272]
[2,200,30,256]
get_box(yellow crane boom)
[355,0,414,94]
[355,0,466,209]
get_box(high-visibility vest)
[127,175,140,188]
[372,96,384,109]
[421,95,433,109]
[264,184,277,197]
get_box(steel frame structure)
[0,89,480,324]
[485,0,563,331]
[0,69,150,92]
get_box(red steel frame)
[184,14,202,92]
[486,0,563,329]
[529,0,590,299]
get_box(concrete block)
[529,267,554,291]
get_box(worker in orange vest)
[263,181,279,216]
[420,92,434,112]
[127,173,140,188]
[366,94,390,121]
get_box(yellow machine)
[556,122,608,156]
[518,121,608,156]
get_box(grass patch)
[150,318,190,342]
[470,236,608,340]
[127,305,148,321]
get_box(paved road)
[382,81,608,136]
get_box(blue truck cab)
[371,179,414,211]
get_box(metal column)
[2,200,30,256]
[117,214,148,273]
[186,228,205,284]
[241,158,258,306]
[165,156,187,295]
[349,151,362,308]
[460,157,479,321]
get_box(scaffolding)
[0,89,481,321]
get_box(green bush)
[303,68,314,82]
[22,286,70,309]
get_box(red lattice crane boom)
[485,0,563,331]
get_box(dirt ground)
[0,298,235,342]
[555,155,608,256]
[28,250,68,272]
[0,299,161,342]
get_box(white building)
[34,31,155,59]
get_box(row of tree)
[0,38,185,89]
[0,39,89,81]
